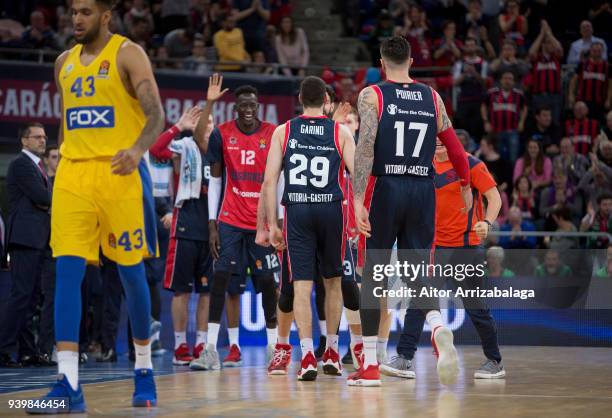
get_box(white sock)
[363,336,377,367]
[300,338,313,358]
[376,338,388,356]
[350,330,362,349]
[196,331,207,346]
[57,351,79,391]
[266,327,277,346]
[426,310,444,331]
[208,323,220,349]
[278,335,289,344]
[319,320,327,336]
[228,327,239,348]
[326,334,339,351]
[174,331,186,350]
[134,342,153,370]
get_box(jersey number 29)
[288,154,329,187]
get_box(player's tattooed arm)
[435,90,453,133]
[133,78,165,152]
[54,51,69,148]
[353,87,378,203]
[112,42,165,175]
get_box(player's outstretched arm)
[194,73,228,153]
[112,41,165,175]
[434,90,472,213]
[262,124,285,249]
[54,51,69,148]
[353,86,378,236]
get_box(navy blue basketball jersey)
[281,116,344,205]
[371,81,438,178]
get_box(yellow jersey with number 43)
[59,34,145,160]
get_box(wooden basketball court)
[1,346,611,417]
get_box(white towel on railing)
[169,136,201,208]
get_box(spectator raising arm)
[150,106,201,160]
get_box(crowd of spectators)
[2,1,612,252]
[0,0,308,74]
[324,0,612,256]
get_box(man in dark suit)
[0,123,51,367]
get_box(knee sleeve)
[315,277,326,320]
[342,280,360,311]
[209,270,231,323]
[359,275,380,337]
[256,275,278,325]
[278,292,294,313]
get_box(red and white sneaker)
[267,343,292,375]
[347,364,381,387]
[351,343,364,370]
[173,343,193,365]
[297,351,318,381]
[432,326,459,385]
[193,343,205,360]
[322,347,342,375]
[222,344,243,367]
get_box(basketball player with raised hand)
[200,84,280,370]
[28,0,164,413]
[350,36,472,387]
[263,76,356,381]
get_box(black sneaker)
[96,348,117,363]
[38,353,57,367]
[19,354,40,367]
[314,336,326,361]
[341,348,353,365]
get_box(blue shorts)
[215,221,280,276]
[164,238,212,294]
[285,201,345,281]
[365,176,435,252]
[219,240,248,296]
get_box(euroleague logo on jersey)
[258,138,267,149]
[97,60,110,78]
[288,138,298,149]
[387,104,398,115]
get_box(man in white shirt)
[567,20,608,65]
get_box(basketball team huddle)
[27,0,504,413]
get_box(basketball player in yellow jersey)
[27,0,164,414]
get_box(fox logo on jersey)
[288,138,298,149]
[387,104,397,115]
[66,106,115,130]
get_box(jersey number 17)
[394,121,428,157]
